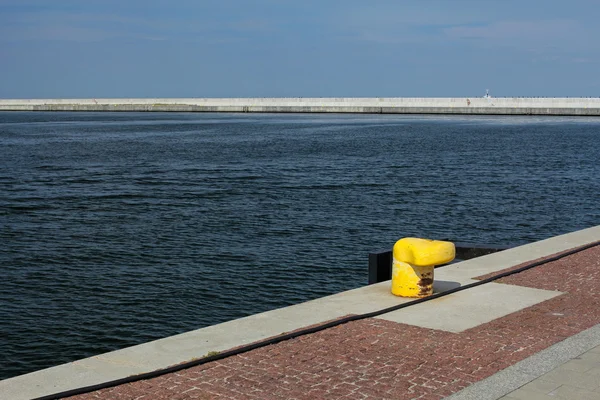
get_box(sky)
[1,0,599,98]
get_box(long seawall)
[1,97,600,116]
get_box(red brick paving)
[68,245,600,400]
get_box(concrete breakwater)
[1,97,600,115]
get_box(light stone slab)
[536,369,600,391]
[376,282,562,332]
[519,378,562,394]
[548,385,600,400]
[559,358,600,372]
[500,388,555,400]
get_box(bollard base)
[391,260,434,298]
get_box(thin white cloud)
[0,10,153,41]
[0,8,277,43]
[338,3,482,30]
[442,19,599,62]
[444,19,580,41]
[328,2,487,45]
[572,57,595,63]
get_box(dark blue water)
[1,112,599,380]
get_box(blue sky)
[1,0,599,98]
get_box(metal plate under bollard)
[391,238,455,298]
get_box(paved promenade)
[63,241,600,399]
[2,227,599,400]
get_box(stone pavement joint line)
[65,245,600,400]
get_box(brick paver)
[68,245,600,400]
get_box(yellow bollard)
[391,238,455,298]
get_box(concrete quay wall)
[1,97,600,115]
